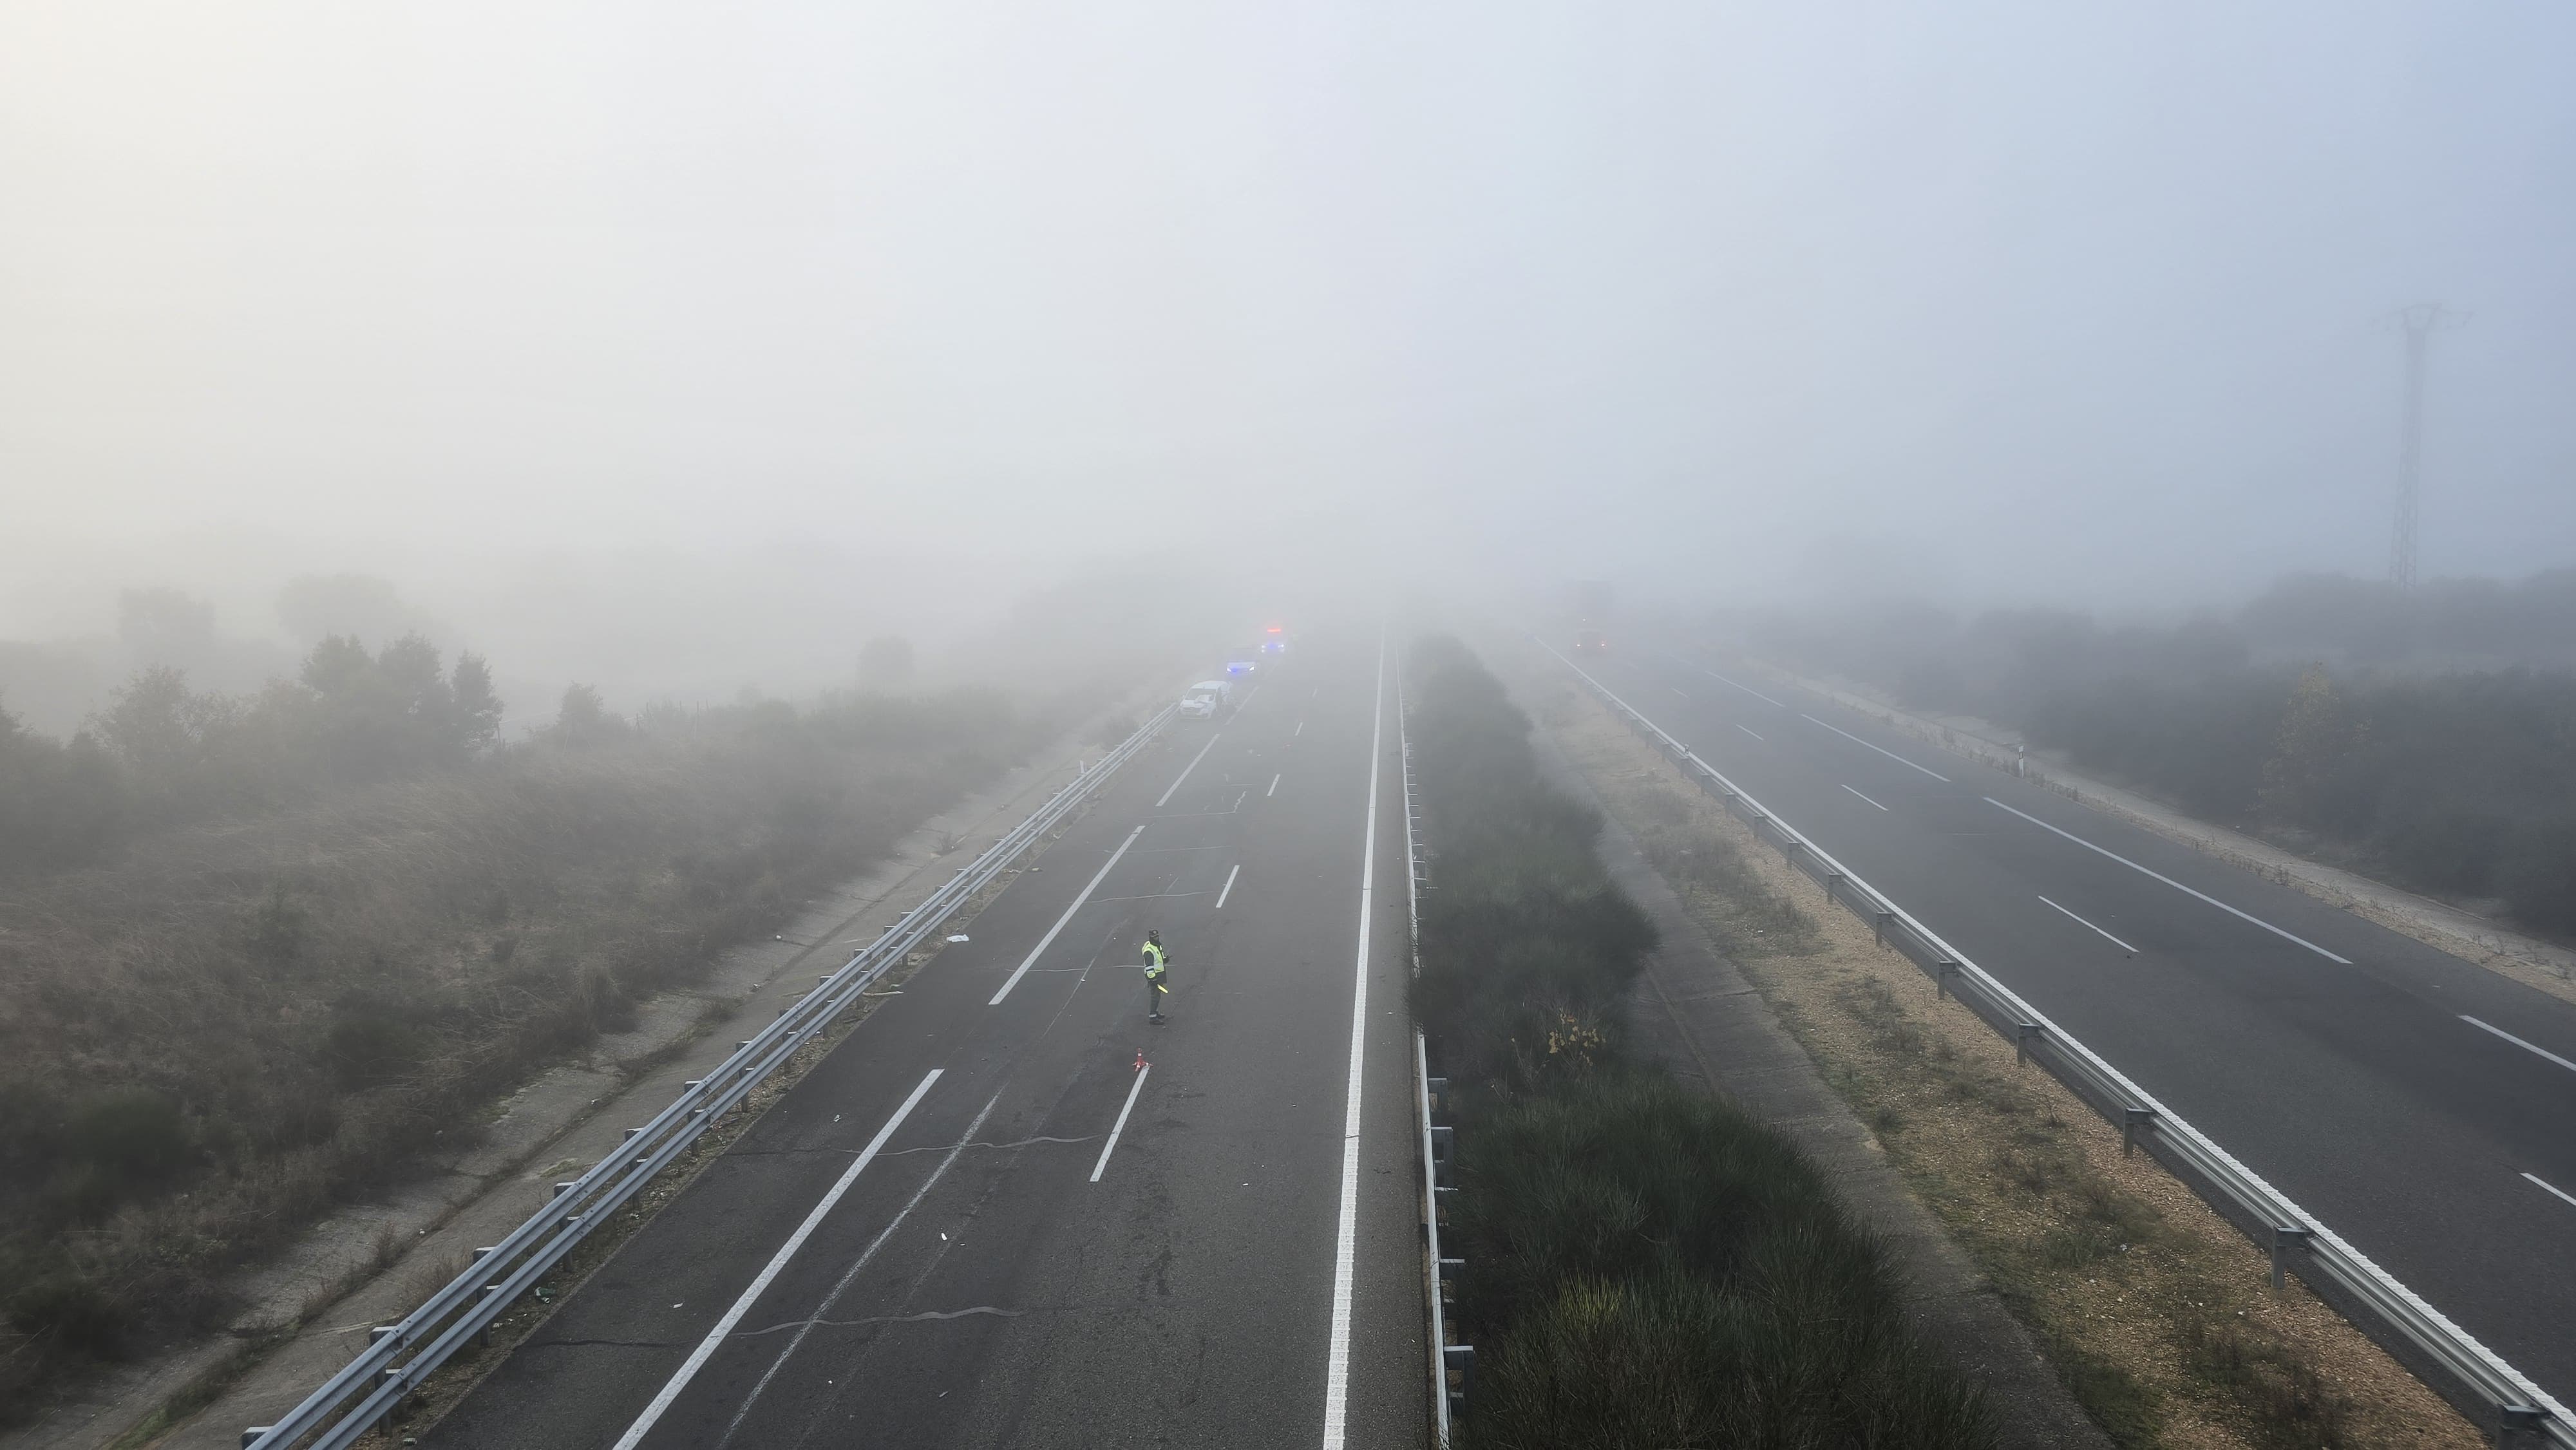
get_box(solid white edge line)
[1554,641,2576,1427]
[2463,1015,2576,1075]
[1840,783,1889,811]
[1269,773,1282,797]
[1985,796,2353,963]
[1216,863,1240,909]
[1734,722,1764,741]
[988,826,1144,1004]
[1320,634,1386,1450]
[715,1090,1002,1444]
[1802,712,1951,781]
[611,1069,941,1450]
[1089,1064,1153,1183]
[1155,734,1222,808]
[2037,894,2141,955]
[2524,1172,2576,1210]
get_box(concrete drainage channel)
[1544,641,2573,1450]
[238,705,1177,1450]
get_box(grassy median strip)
[1408,637,1994,1450]
[1527,657,2484,1450]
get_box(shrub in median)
[1408,636,1654,1097]
[1454,1074,1992,1450]
[1410,636,1994,1449]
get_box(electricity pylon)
[2383,303,2468,590]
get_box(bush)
[1410,638,1993,1449]
[0,636,504,880]
[1407,636,1656,1097]
[0,684,1044,1417]
[6,1277,126,1359]
[1451,1073,1994,1449]
[68,1088,191,1189]
[2501,818,2576,934]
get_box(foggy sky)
[6,2,2574,647]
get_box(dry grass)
[0,697,1036,1422]
[1529,663,2484,1450]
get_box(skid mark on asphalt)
[735,1306,1027,1339]
[877,1134,1099,1156]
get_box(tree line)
[0,635,504,878]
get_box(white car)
[1177,680,1233,719]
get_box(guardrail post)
[2496,1404,2549,1446]
[2014,1022,2043,1066]
[1824,869,1844,904]
[243,1431,272,1448]
[1425,1075,1446,1112]
[1935,960,1957,999]
[1443,1343,1475,1415]
[1873,909,1894,947]
[2268,1226,2313,1290]
[2122,1107,2159,1156]
[1430,1125,1455,1189]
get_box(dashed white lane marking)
[989,827,1144,1005]
[1675,657,1784,707]
[2524,1172,2576,1210]
[715,1088,1003,1445]
[2463,1016,2576,1075]
[1268,773,1281,798]
[1734,722,1764,741]
[1320,636,1387,1450]
[1156,734,1222,809]
[1841,783,1889,811]
[2038,894,2140,955]
[1671,686,1690,699]
[612,1069,942,1450]
[1216,863,1240,909]
[1985,797,2351,964]
[1803,713,1951,782]
[1295,720,1304,736]
[1090,1064,1153,1183]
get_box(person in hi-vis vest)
[1142,930,1171,1023]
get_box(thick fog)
[6,3,2574,723]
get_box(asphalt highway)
[430,631,1423,1449]
[1575,641,2576,1408]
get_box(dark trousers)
[1146,974,1167,1017]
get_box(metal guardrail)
[245,704,1178,1450]
[1544,643,2572,1450]
[1399,669,1466,1443]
